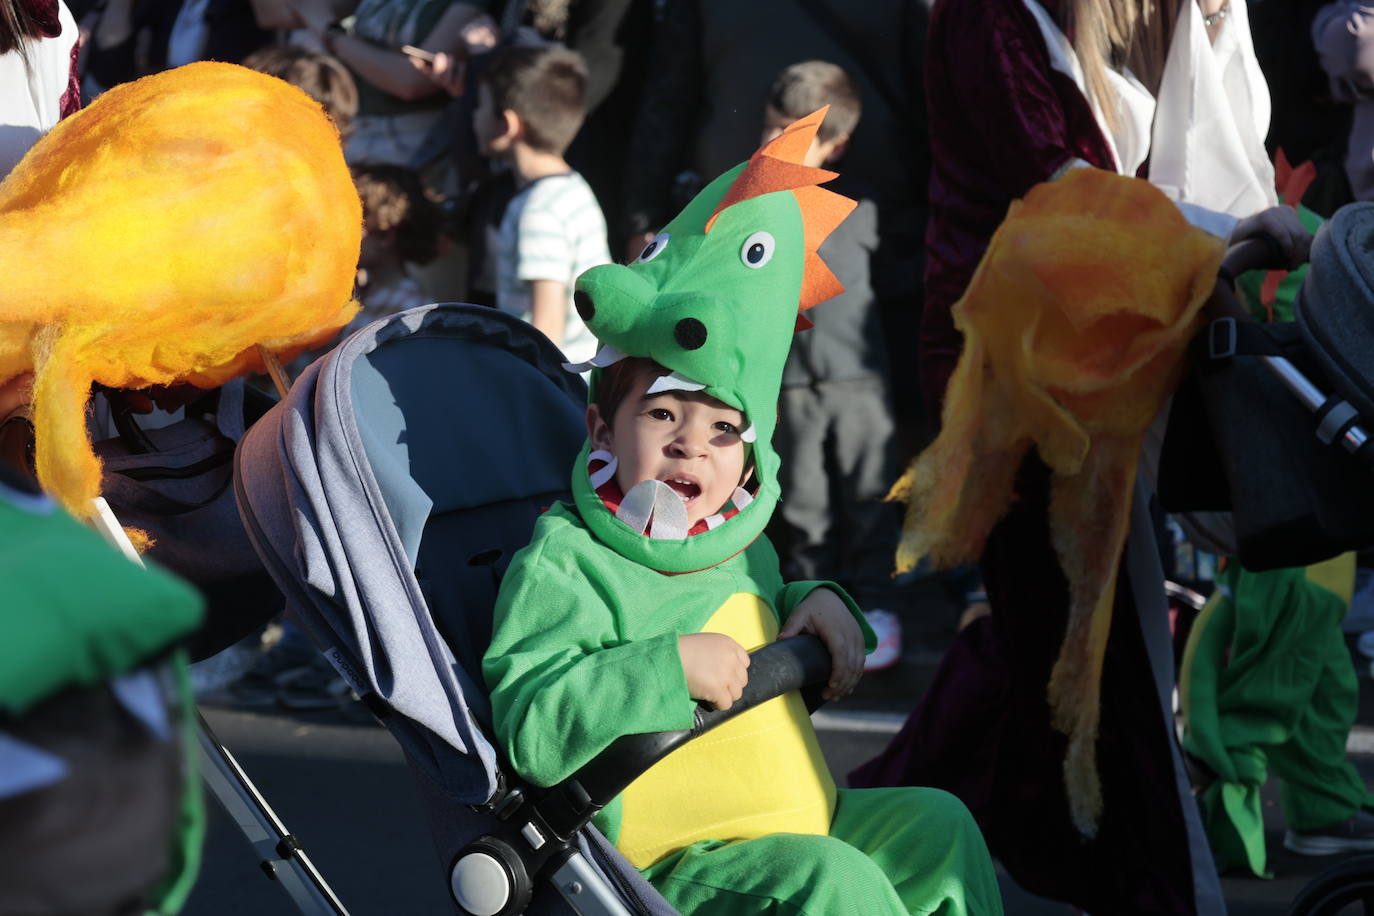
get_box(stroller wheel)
[1288,853,1374,915]
[450,837,531,916]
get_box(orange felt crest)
[888,168,1224,837]
[706,107,856,313]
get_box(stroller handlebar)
[1222,235,1288,278]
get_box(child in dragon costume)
[483,110,1002,915]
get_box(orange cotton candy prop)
[888,168,1224,836]
[0,61,361,517]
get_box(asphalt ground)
[185,577,1374,914]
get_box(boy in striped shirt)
[475,45,610,366]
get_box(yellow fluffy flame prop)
[0,62,361,517]
[889,168,1223,835]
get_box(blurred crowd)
[33,0,1374,693]
[17,0,1374,912]
[46,0,943,693]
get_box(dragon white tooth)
[590,344,628,367]
[645,371,708,395]
[562,343,627,374]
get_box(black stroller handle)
[1221,234,1290,280]
[534,634,832,840]
[1208,233,1374,472]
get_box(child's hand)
[778,589,864,700]
[678,633,751,711]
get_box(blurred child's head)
[587,357,750,529]
[241,46,359,139]
[761,60,861,168]
[473,45,588,159]
[351,163,441,269]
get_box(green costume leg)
[1268,615,1372,831]
[828,787,1002,916]
[1183,560,1372,876]
[643,787,1001,915]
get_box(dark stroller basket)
[232,305,831,915]
[1162,204,1374,569]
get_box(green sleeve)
[484,533,698,788]
[774,580,877,652]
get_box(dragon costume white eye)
[637,232,670,263]
[740,231,775,268]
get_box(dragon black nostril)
[574,290,595,321]
[674,318,707,350]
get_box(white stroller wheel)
[450,851,512,915]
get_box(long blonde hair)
[1062,0,1180,132]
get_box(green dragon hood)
[567,109,856,572]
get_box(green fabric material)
[1181,562,1373,877]
[573,163,809,572]
[1234,202,1323,322]
[146,651,205,916]
[483,503,872,845]
[0,495,204,715]
[641,787,1003,916]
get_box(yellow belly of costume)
[615,593,837,868]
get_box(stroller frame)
[230,304,834,916]
[86,495,350,914]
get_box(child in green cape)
[484,110,1002,915]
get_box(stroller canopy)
[234,304,587,804]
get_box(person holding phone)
[257,0,494,194]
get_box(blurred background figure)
[257,0,492,198]
[475,44,608,364]
[81,0,271,95]
[242,43,360,138]
[759,60,905,672]
[1,0,79,176]
[1315,2,1374,202]
[621,0,930,459]
[347,161,442,334]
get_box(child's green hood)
[567,109,856,572]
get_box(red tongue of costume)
[588,456,740,537]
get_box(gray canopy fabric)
[233,304,677,914]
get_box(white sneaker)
[1284,811,1374,855]
[863,609,902,672]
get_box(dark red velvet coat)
[918,0,1115,411]
[19,0,80,118]
[858,1,1209,913]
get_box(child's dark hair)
[242,46,359,139]
[351,163,441,266]
[595,357,664,426]
[480,45,588,155]
[767,60,862,142]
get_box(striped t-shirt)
[496,171,610,365]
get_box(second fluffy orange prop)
[0,61,361,516]
[889,168,1224,836]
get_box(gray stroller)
[232,304,832,915]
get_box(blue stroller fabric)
[233,304,677,914]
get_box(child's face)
[588,373,749,529]
[473,85,512,156]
